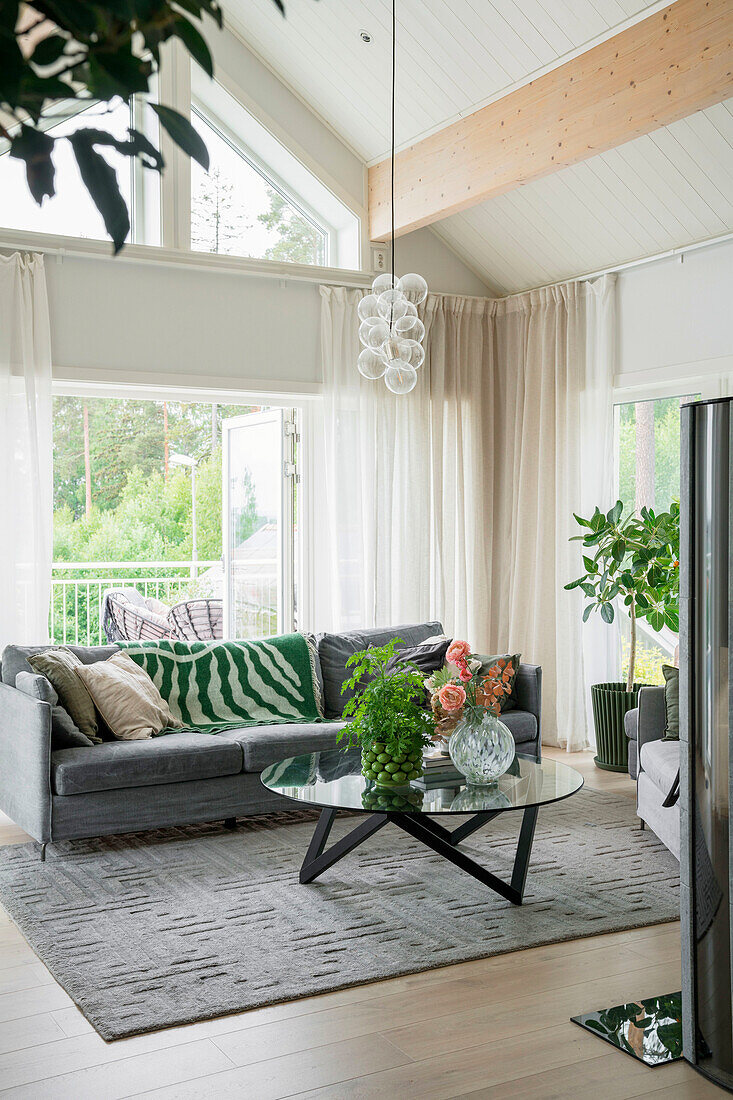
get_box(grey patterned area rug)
[0,789,678,1041]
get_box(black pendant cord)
[391,0,395,286]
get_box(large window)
[190,109,327,265]
[616,394,697,516]
[0,98,159,245]
[51,395,299,644]
[189,67,360,269]
[614,392,697,683]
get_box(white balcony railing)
[50,560,280,645]
[51,560,221,646]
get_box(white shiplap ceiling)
[434,99,733,294]
[229,0,668,163]
[228,1,733,293]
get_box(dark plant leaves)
[31,34,68,67]
[174,0,225,27]
[17,70,74,121]
[77,126,165,171]
[68,130,130,252]
[172,13,214,77]
[87,51,150,100]
[151,103,208,168]
[0,31,24,105]
[1,0,290,251]
[41,1,98,34]
[9,124,55,203]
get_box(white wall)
[38,225,489,390]
[617,238,733,388]
[398,228,491,298]
[43,253,324,391]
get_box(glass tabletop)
[260,749,584,815]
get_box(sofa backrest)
[316,622,444,719]
[0,644,119,687]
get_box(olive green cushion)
[474,652,522,712]
[662,665,679,740]
[15,672,94,750]
[28,648,101,743]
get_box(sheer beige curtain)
[318,277,615,748]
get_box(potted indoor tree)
[566,500,679,771]
[338,639,434,788]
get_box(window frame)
[0,95,160,247]
[610,367,731,669]
[0,38,364,274]
[190,102,330,267]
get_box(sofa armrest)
[0,681,52,843]
[637,686,667,755]
[513,664,542,744]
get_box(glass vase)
[448,708,515,786]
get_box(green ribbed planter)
[591,682,647,772]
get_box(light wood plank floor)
[0,749,718,1099]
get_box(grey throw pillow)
[387,638,451,675]
[15,671,95,749]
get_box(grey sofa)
[625,686,679,859]
[0,622,542,854]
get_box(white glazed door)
[222,408,297,639]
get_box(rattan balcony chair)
[102,589,175,643]
[168,598,223,641]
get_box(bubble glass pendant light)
[355,0,427,394]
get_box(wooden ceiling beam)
[368,0,733,242]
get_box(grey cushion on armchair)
[625,708,639,779]
[626,687,666,779]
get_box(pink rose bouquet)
[437,682,466,712]
[446,639,471,664]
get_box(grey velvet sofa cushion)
[51,732,242,796]
[317,622,443,718]
[625,708,639,741]
[218,721,346,773]
[500,711,537,745]
[1,644,118,686]
[639,739,679,796]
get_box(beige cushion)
[28,648,101,743]
[74,652,180,741]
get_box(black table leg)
[300,809,388,884]
[391,810,537,905]
[299,806,540,904]
[510,805,539,899]
[447,811,501,846]
[416,815,454,843]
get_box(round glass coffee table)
[261,750,583,905]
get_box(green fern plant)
[337,639,434,755]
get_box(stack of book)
[413,750,464,789]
